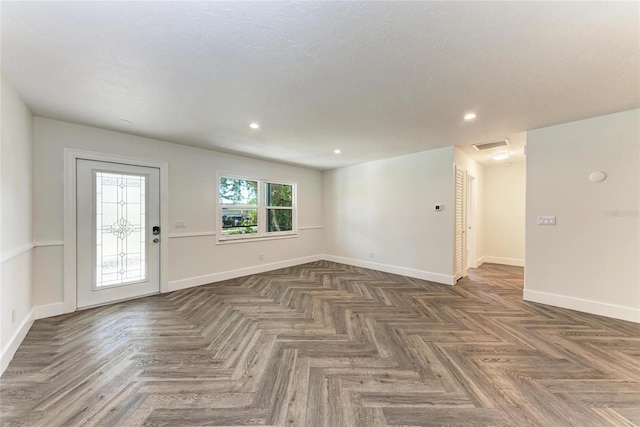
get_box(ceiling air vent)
[472,139,510,151]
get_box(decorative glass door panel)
[77,160,160,309]
[95,172,147,287]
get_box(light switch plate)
[537,216,556,226]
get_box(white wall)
[453,148,485,269]
[525,109,639,322]
[323,146,456,284]
[482,161,526,266]
[1,75,34,372]
[32,117,323,310]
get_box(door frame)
[63,149,169,314]
[466,174,477,269]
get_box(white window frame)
[216,174,297,243]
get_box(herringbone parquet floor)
[1,261,639,426]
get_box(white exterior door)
[76,159,161,309]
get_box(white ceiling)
[457,131,526,166]
[2,2,639,170]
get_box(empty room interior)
[1,2,639,426]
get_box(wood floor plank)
[1,261,639,426]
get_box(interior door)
[76,159,160,309]
[454,165,467,281]
[466,174,476,270]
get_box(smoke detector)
[472,139,510,151]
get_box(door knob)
[153,238,160,243]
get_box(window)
[218,175,296,241]
[266,183,293,232]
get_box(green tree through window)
[218,176,296,240]
[266,183,293,232]
[219,177,257,205]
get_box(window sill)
[216,233,299,245]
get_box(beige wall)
[483,161,526,266]
[525,109,639,322]
[4,82,638,378]
[323,147,456,284]
[32,117,324,309]
[1,75,34,371]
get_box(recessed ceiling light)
[464,113,477,121]
[249,122,260,129]
[334,149,341,154]
[491,152,510,161]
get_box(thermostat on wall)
[435,204,443,211]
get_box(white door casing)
[64,149,169,314]
[466,174,477,270]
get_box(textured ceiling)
[2,1,639,170]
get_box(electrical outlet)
[537,216,556,226]
[175,221,186,229]
[11,309,16,324]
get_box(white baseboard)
[166,253,456,293]
[476,256,524,267]
[0,308,35,376]
[524,289,640,323]
[168,254,324,292]
[33,302,65,320]
[323,255,455,286]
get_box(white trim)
[0,243,33,263]
[465,174,477,269]
[216,173,298,244]
[168,254,323,292]
[0,308,34,375]
[168,231,216,239]
[168,227,322,239]
[1,302,66,375]
[33,240,64,248]
[0,241,64,263]
[216,233,299,245]
[159,158,170,295]
[524,289,640,323]
[33,303,65,320]
[323,255,455,286]
[477,256,525,267]
[63,150,77,313]
[64,149,170,313]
